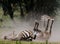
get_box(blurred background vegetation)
[0,0,60,27]
[0,0,60,19]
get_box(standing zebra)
[35,18,54,41]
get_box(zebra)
[3,21,40,41]
[4,30,37,41]
[35,18,54,41]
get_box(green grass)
[0,40,60,44]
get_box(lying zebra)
[3,21,39,41]
[4,30,36,41]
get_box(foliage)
[0,0,59,19]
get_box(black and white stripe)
[21,30,30,38]
[19,30,33,40]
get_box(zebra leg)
[33,21,39,31]
[45,19,50,32]
[27,37,32,41]
[49,19,54,34]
